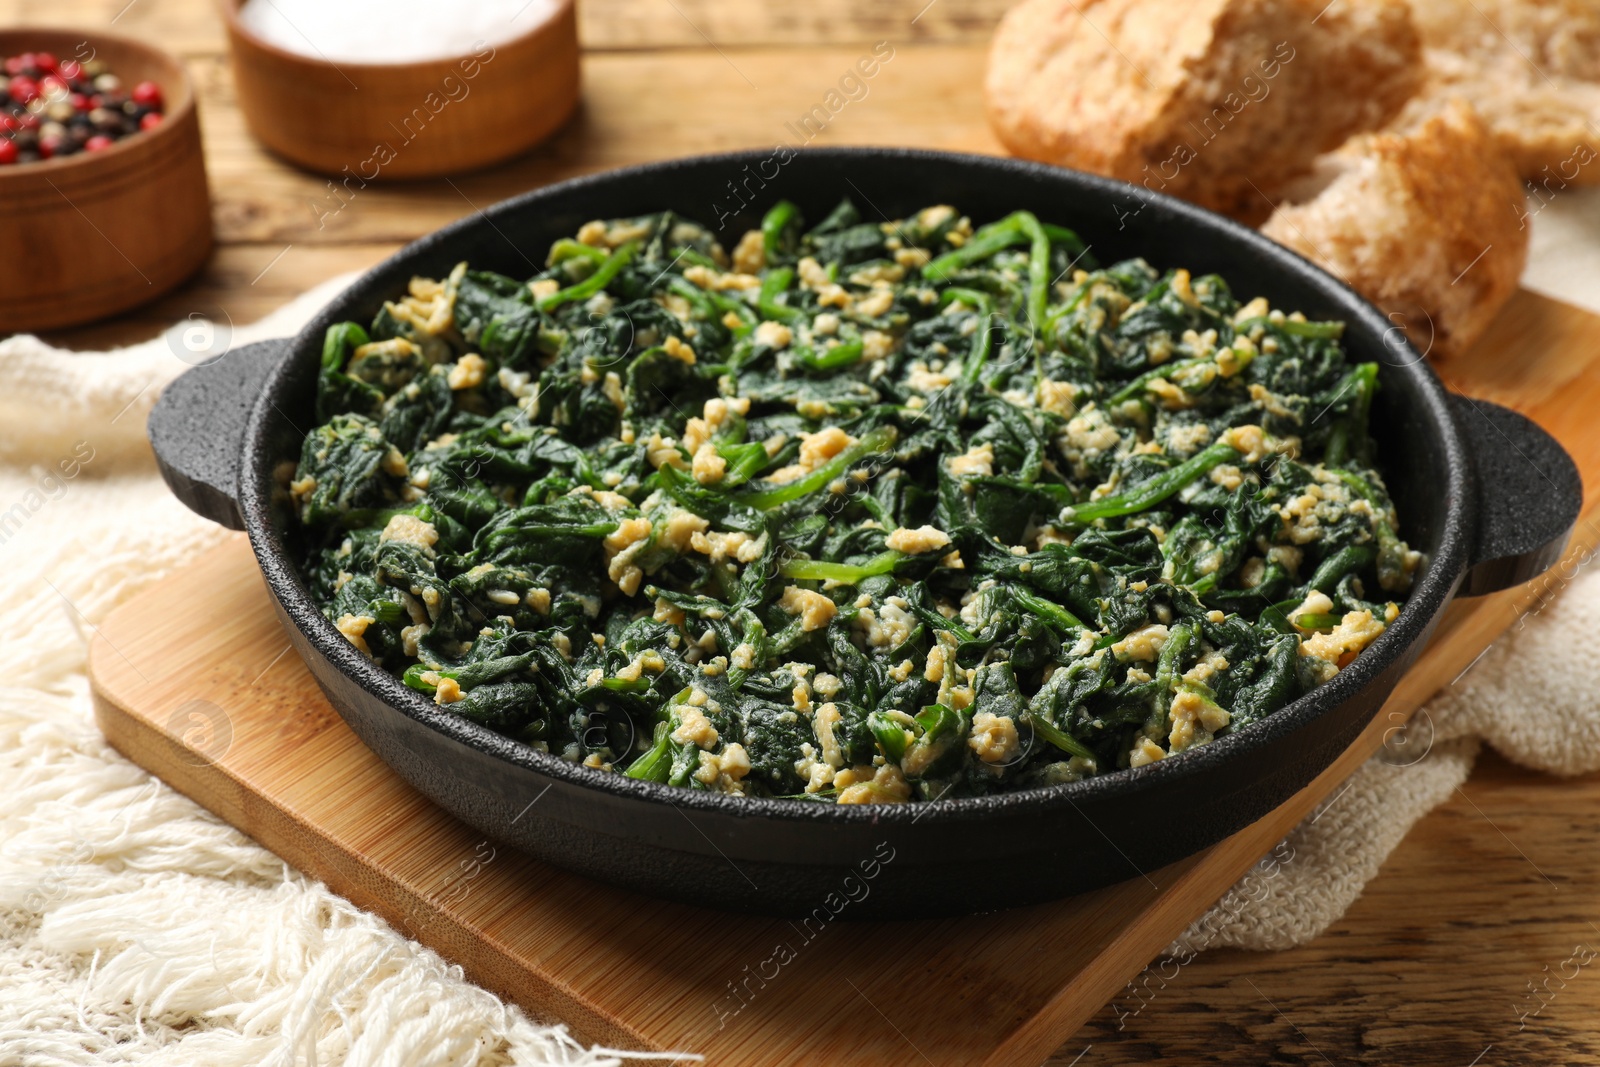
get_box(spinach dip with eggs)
[291,200,1420,804]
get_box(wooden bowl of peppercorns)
[0,28,212,334]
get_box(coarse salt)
[236,0,558,64]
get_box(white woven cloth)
[0,261,1595,1062]
[0,277,672,1066]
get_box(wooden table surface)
[8,1,1600,1062]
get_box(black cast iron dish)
[150,149,1581,918]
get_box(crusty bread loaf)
[984,0,1422,223]
[1260,101,1528,359]
[1403,0,1600,182]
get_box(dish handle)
[1453,396,1583,597]
[147,339,293,532]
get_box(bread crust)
[984,0,1422,222]
[1260,101,1529,359]
[1404,0,1600,182]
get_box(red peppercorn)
[131,80,162,108]
[0,50,165,167]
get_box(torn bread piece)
[1403,0,1600,183]
[984,0,1422,223]
[1261,100,1528,359]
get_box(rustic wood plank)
[0,0,1015,51]
[194,46,999,244]
[1059,750,1600,1065]
[573,0,1014,48]
[32,242,387,353]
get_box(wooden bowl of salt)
[217,0,579,180]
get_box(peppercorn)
[0,50,166,167]
[9,76,40,105]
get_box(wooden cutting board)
[89,289,1600,1065]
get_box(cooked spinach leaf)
[291,203,1421,804]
